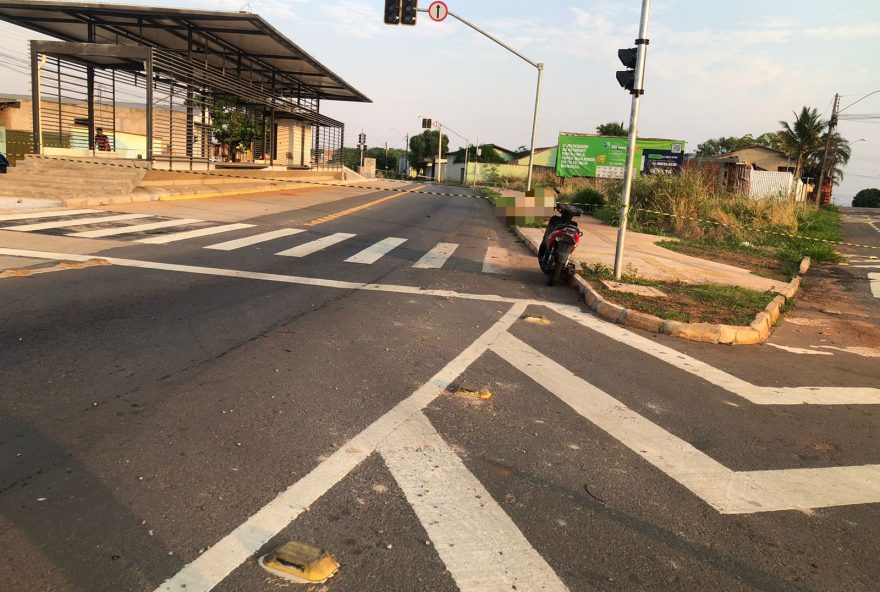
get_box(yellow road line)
[303,185,424,227]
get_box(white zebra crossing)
[69,218,205,238]
[205,228,305,251]
[275,232,356,257]
[5,213,151,232]
[0,209,102,222]
[413,242,458,269]
[137,223,256,245]
[870,273,880,298]
[345,237,407,264]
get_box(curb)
[513,225,809,345]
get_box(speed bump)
[259,541,339,583]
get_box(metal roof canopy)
[0,0,370,103]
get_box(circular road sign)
[428,1,448,22]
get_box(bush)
[569,187,606,212]
[853,188,880,208]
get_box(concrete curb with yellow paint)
[0,258,111,279]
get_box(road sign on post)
[428,1,448,22]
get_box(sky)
[1,0,879,204]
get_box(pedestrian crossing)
[0,209,513,273]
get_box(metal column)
[30,42,41,155]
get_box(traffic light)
[422,118,432,129]
[616,47,638,94]
[401,0,417,25]
[384,0,401,25]
[358,132,366,146]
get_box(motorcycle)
[538,203,584,286]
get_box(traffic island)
[513,224,809,345]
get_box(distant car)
[0,153,10,174]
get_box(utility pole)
[815,93,839,207]
[405,133,409,178]
[612,0,652,280]
[384,141,388,174]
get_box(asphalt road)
[1,186,878,592]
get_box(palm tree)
[596,122,627,137]
[803,132,852,187]
[778,107,825,183]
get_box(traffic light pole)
[421,8,543,192]
[613,0,652,281]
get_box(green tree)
[596,122,627,137]
[778,106,825,183]
[455,144,506,164]
[695,132,782,157]
[852,188,880,207]
[409,130,448,173]
[210,105,263,161]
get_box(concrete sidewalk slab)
[518,218,786,293]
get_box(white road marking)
[814,345,880,358]
[5,213,151,231]
[766,343,833,356]
[204,228,305,251]
[275,232,356,257]
[152,302,529,592]
[870,272,880,298]
[344,237,407,264]
[3,248,878,406]
[70,218,205,238]
[0,248,529,306]
[0,208,102,221]
[545,303,880,405]
[381,412,568,592]
[851,264,880,269]
[138,223,256,244]
[490,332,880,514]
[413,242,458,269]
[482,245,511,274]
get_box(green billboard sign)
[555,134,686,178]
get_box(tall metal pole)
[463,140,469,186]
[613,0,652,280]
[815,93,839,207]
[526,63,544,193]
[436,123,443,183]
[428,9,543,192]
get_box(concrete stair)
[0,155,149,201]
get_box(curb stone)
[514,225,810,345]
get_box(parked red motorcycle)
[538,204,584,286]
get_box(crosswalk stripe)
[275,232,356,257]
[137,223,256,245]
[380,413,568,591]
[204,228,305,251]
[870,273,880,298]
[69,218,204,238]
[482,245,511,274]
[412,242,458,269]
[5,213,152,232]
[0,208,102,222]
[344,237,407,264]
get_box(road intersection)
[1,184,878,591]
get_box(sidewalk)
[517,217,788,293]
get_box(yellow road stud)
[521,314,551,325]
[454,386,493,400]
[259,541,340,583]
